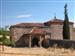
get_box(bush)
[2,39,15,47]
[0,35,15,47]
[0,35,6,42]
[10,40,15,47]
[0,38,3,42]
[3,38,11,46]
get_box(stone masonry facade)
[10,18,75,47]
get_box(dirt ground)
[0,46,75,56]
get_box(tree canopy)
[63,4,70,39]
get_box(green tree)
[0,27,10,35]
[0,27,15,46]
[63,4,70,39]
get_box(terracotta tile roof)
[49,19,63,22]
[10,23,45,28]
[44,19,73,25]
[30,27,46,34]
[10,19,74,28]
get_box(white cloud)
[17,14,32,18]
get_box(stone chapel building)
[10,17,75,47]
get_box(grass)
[0,46,75,56]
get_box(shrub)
[2,38,15,47]
[2,38,11,46]
[0,35,15,47]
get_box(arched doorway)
[31,37,39,47]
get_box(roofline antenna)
[54,13,56,19]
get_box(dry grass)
[0,46,75,56]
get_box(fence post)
[0,42,4,56]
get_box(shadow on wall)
[15,34,29,47]
[14,34,75,49]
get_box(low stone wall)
[49,39,75,48]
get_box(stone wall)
[71,30,75,40]
[10,27,31,42]
[69,25,74,40]
[50,24,63,40]
[50,24,75,40]
[10,23,75,42]
[49,39,75,48]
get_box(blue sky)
[0,0,75,27]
